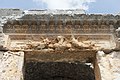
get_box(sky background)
[0,0,120,14]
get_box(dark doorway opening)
[24,61,95,80]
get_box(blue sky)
[0,0,120,14]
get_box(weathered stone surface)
[116,27,120,38]
[0,51,24,80]
[0,51,4,59]
[97,51,120,80]
[0,9,23,17]
[0,9,120,80]
[25,9,85,15]
[116,41,120,49]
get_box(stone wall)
[0,9,24,47]
[97,51,120,80]
[0,25,5,46]
[0,9,120,80]
[0,51,24,80]
[25,9,85,14]
[0,9,23,17]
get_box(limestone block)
[116,40,120,49]
[116,27,120,38]
[0,51,4,59]
[0,51,24,80]
[0,27,3,33]
[0,33,5,46]
[97,51,120,80]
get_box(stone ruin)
[0,9,120,80]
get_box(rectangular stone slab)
[25,50,97,62]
